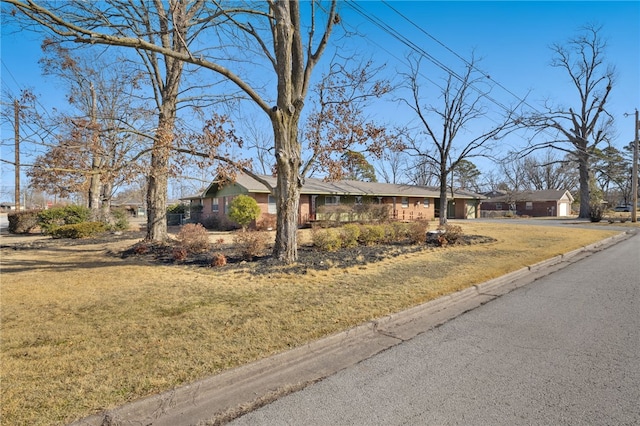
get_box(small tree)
[228,195,261,232]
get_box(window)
[268,195,277,214]
[325,195,340,206]
[212,197,219,213]
[401,197,409,208]
[525,201,533,210]
[496,203,502,210]
[423,198,430,208]
[354,196,363,205]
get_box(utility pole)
[14,99,20,211]
[632,109,638,223]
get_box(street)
[231,231,640,425]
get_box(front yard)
[0,221,625,425]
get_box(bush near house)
[340,224,361,248]
[110,208,130,231]
[228,195,262,231]
[435,224,464,246]
[317,203,392,226]
[38,205,92,235]
[233,230,269,260]
[176,223,211,254]
[49,222,107,239]
[311,227,342,252]
[7,210,40,234]
[589,203,604,222]
[311,221,433,252]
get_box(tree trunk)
[438,180,448,226]
[88,164,101,214]
[88,82,101,218]
[145,115,172,241]
[271,113,301,263]
[577,151,591,218]
[100,180,112,222]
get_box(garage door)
[558,202,568,216]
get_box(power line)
[379,0,545,116]
[344,0,516,116]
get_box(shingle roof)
[486,189,573,202]
[184,172,485,200]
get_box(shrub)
[172,246,188,261]
[229,194,261,231]
[133,242,151,254]
[311,228,342,252]
[167,203,188,214]
[359,224,386,246]
[387,222,410,243]
[49,221,107,239]
[38,205,91,234]
[317,204,353,225]
[189,204,204,223]
[407,220,429,244]
[210,253,227,267]
[257,213,277,231]
[354,203,392,223]
[233,230,269,260]
[437,224,463,245]
[7,210,40,234]
[340,224,361,248]
[61,205,92,224]
[201,215,221,230]
[589,204,604,222]
[176,223,210,253]
[110,208,130,231]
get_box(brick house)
[480,189,574,217]
[183,172,485,228]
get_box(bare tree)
[5,1,339,263]
[405,155,439,187]
[400,54,521,225]
[520,24,615,218]
[522,150,579,192]
[499,155,528,192]
[375,148,408,184]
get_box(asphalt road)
[231,232,640,426]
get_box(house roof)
[184,172,486,200]
[486,189,574,203]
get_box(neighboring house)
[0,202,17,211]
[481,189,574,217]
[111,200,146,217]
[183,172,485,228]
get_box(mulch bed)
[2,231,496,275]
[119,233,496,275]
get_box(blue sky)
[1,1,639,200]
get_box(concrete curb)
[70,230,636,426]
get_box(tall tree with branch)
[5,0,337,263]
[400,54,521,225]
[520,24,615,218]
[31,45,149,219]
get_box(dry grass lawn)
[0,221,627,425]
